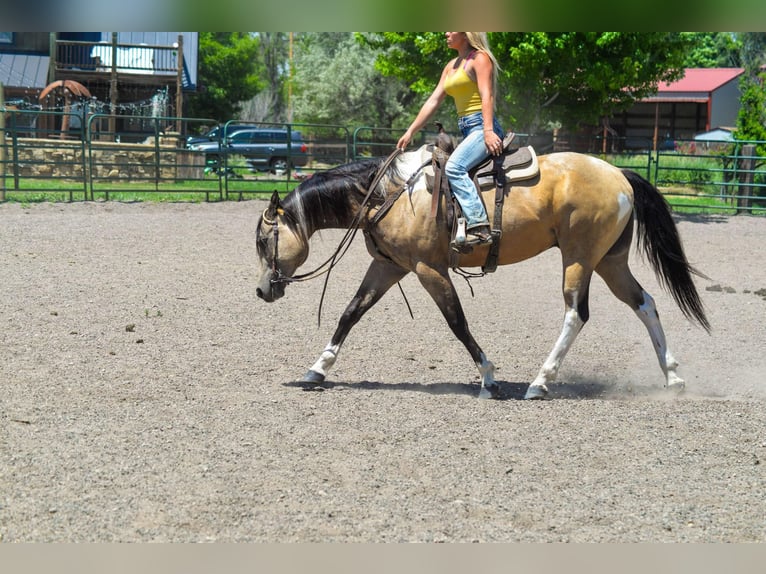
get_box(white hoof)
[667,373,685,393]
[478,384,500,400]
[524,384,549,400]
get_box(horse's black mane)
[281,156,389,236]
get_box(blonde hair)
[464,32,499,102]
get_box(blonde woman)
[397,32,504,247]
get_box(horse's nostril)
[256,288,264,299]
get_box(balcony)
[54,38,183,86]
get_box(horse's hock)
[6,137,203,181]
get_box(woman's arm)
[472,51,503,155]
[397,62,451,150]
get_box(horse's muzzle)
[256,273,285,302]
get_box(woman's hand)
[397,132,412,151]
[485,130,503,156]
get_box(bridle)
[260,147,420,325]
[261,148,403,288]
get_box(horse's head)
[255,191,309,302]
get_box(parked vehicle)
[185,123,253,148]
[188,128,309,175]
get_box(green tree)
[736,33,766,155]
[291,33,410,129]
[239,32,290,123]
[364,32,692,134]
[683,33,741,68]
[493,33,691,132]
[739,32,766,71]
[359,32,456,128]
[186,32,264,123]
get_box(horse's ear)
[265,190,281,220]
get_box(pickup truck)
[188,127,309,175]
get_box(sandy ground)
[1,200,765,542]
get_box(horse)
[255,145,710,400]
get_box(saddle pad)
[476,146,539,190]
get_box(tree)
[359,32,458,128]
[239,32,290,123]
[364,32,692,134]
[186,33,264,123]
[494,33,692,132]
[290,33,410,129]
[739,32,766,71]
[683,33,741,68]
[736,33,766,155]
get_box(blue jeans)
[445,112,504,229]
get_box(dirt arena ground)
[1,200,765,542]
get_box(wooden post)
[48,33,57,84]
[737,144,754,215]
[109,32,118,138]
[175,34,184,134]
[42,32,57,138]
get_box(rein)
[265,148,404,324]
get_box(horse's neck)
[284,187,363,238]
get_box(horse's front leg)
[301,259,408,384]
[415,263,498,399]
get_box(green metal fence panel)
[215,121,351,200]
[1,108,88,201]
[85,113,221,202]
[653,138,766,215]
[1,106,765,215]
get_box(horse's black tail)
[622,169,711,332]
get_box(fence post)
[1,81,5,201]
[175,34,184,134]
[109,32,118,138]
[737,144,754,215]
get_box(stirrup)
[451,225,492,251]
[465,225,493,245]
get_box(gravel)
[1,200,765,542]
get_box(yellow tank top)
[444,66,483,117]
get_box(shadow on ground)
[284,377,726,401]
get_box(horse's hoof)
[524,384,549,400]
[478,384,501,400]
[667,376,686,393]
[301,370,325,384]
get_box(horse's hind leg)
[525,261,593,399]
[415,264,498,399]
[302,259,408,384]
[596,252,684,391]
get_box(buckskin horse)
[255,145,709,399]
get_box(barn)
[613,67,745,150]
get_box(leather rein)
[263,149,406,323]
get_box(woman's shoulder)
[470,50,491,65]
[468,50,493,74]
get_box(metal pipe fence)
[1,107,765,215]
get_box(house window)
[0,32,13,44]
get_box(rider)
[397,32,504,247]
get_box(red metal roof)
[657,68,744,93]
